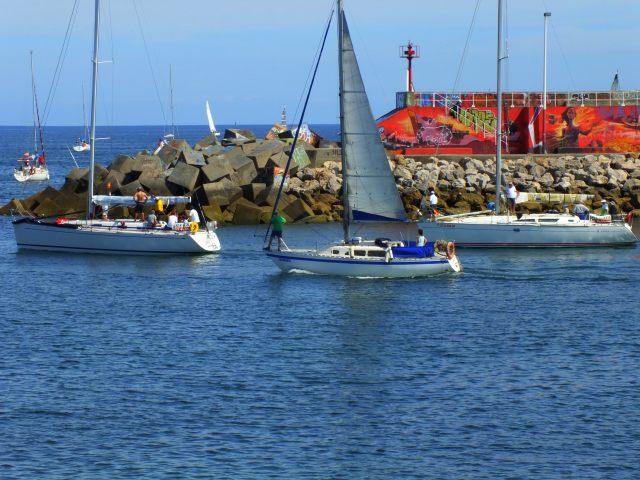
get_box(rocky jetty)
[2,129,640,222]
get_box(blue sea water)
[1,126,640,479]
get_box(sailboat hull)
[266,249,459,278]
[419,214,637,247]
[13,219,221,255]
[72,145,90,152]
[13,168,50,182]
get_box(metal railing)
[396,90,640,109]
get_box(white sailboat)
[265,0,461,277]
[205,99,219,137]
[72,83,91,152]
[12,0,221,255]
[14,51,50,182]
[418,0,637,248]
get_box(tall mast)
[30,51,37,155]
[169,64,175,137]
[87,0,101,219]
[337,0,349,242]
[495,0,504,215]
[82,82,88,140]
[542,11,551,154]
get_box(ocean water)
[1,126,640,479]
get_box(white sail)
[340,17,406,222]
[206,100,219,136]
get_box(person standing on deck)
[265,211,286,251]
[507,183,518,215]
[133,187,148,221]
[417,229,427,247]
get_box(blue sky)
[1,0,638,126]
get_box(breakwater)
[2,131,640,222]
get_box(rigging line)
[452,0,481,94]
[293,3,334,126]
[132,0,168,126]
[263,9,335,245]
[43,0,80,125]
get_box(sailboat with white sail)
[205,99,219,138]
[14,51,50,182]
[265,0,461,277]
[72,84,90,152]
[418,1,637,247]
[12,0,221,255]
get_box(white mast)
[87,0,101,219]
[30,50,37,156]
[542,11,551,154]
[495,0,504,215]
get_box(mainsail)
[340,17,406,222]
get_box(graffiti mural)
[377,104,640,154]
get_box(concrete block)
[109,155,135,174]
[201,157,234,183]
[232,198,263,224]
[194,133,220,150]
[156,143,181,166]
[201,144,225,158]
[167,162,200,191]
[242,183,267,202]
[179,145,206,167]
[130,154,164,174]
[200,178,243,207]
[248,139,285,169]
[281,197,314,221]
[229,155,258,186]
[308,148,341,168]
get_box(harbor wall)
[2,133,640,224]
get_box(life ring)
[446,241,455,259]
[189,222,199,233]
[625,212,634,224]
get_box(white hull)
[266,242,460,278]
[72,144,90,152]
[13,219,221,255]
[14,168,49,182]
[419,213,637,247]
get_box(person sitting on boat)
[572,203,590,220]
[133,187,148,221]
[166,208,178,230]
[609,201,618,216]
[507,183,518,214]
[417,229,427,247]
[187,204,200,224]
[599,199,609,216]
[147,209,158,228]
[265,211,286,251]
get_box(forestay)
[341,18,406,222]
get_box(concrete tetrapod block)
[156,143,181,167]
[179,146,206,167]
[194,133,220,150]
[249,139,285,169]
[167,162,200,192]
[0,198,29,216]
[200,178,243,207]
[232,198,264,224]
[229,155,258,186]
[109,155,136,174]
[281,197,314,222]
[242,183,267,202]
[201,157,234,183]
[130,154,165,174]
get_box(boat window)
[354,250,366,257]
[538,218,558,223]
[332,249,340,255]
[367,250,386,257]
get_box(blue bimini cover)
[391,242,435,258]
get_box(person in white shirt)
[429,190,438,208]
[188,205,200,224]
[507,183,518,214]
[167,208,178,230]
